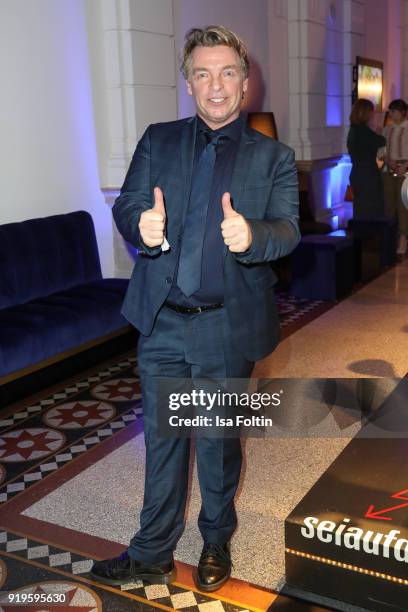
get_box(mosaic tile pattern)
[0,529,250,611]
[0,405,141,504]
[276,292,331,329]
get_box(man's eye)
[224,70,235,77]
[197,72,208,79]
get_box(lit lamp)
[247,112,278,140]
[355,57,383,112]
[345,185,353,201]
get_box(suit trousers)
[382,172,408,235]
[128,304,254,564]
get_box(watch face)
[402,176,408,210]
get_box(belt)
[165,301,223,314]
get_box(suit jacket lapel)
[180,116,197,223]
[229,122,256,214]
[224,121,257,255]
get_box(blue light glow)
[320,156,353,226]
[325,61,342,126]
[326,97,342,126]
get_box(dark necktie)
[176,132,221,297]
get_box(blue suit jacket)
[113,115,300,361]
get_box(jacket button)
[166,277,172,284]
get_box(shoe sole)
[195,569,231,592]
[90,568,177,586]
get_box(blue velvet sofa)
[0,211,129,380]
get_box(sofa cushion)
[0,279,128,377]
[0,211,102,309]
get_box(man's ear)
[186,79,192,96]
[243,78,249,94]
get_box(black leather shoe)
[196,543,231,592]
[91,551,176,586]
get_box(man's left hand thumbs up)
[221,192,252,252]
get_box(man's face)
[186,45,248,130]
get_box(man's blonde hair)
[181,25,249,80]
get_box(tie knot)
[202,130,224,148]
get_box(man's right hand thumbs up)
[139,186,166,247]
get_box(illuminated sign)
[301,516,408,563]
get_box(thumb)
[221,192,236,218]
[152,186,166,219]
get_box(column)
[287,0,350,160]
[86,0,177,276]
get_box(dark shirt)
[168,114,242,306]
[347,124,386,166]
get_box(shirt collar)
[197,113,243,142]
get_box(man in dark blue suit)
[92,25,300,592]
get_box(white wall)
[404,0,408,97]
[267,0,290,145]
[365,0,402,106]
[0,0,114,276]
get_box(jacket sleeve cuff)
[232,242,256,264]
[138,237,162,257]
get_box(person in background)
[381,98,408,256]
[347,98,386,219]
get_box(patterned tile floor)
[276,291,333,338]
[0,293,334,611]
[0,533,252,611]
